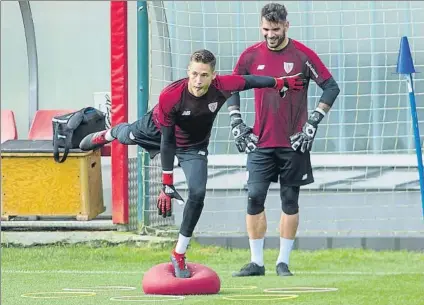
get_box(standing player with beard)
[80,49,296,278]
[230,3,340,277]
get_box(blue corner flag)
[396,36,423,218]
[396,36,416,74]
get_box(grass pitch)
[1,242,423,305]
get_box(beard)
[265,31,286,50]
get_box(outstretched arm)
[223,74,306,154]
[215,74,305,93]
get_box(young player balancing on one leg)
[80,49,301,278]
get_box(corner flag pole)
[395,36,424,218]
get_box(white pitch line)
[2,270,142,275]
[110,295,185,302]
[2,269,424,276]
[63,286,137,292]
[294,271,424,275]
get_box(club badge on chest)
[208,102,218,112]
[284,62,294,74]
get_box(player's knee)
[188,186,206,203]
[282,199,298,215]
[247,186,267,215]
[179,199,205,237]
[187,199,204,213]
[280,186,299,215]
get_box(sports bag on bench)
[52,107,106,163]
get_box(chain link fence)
[128,152,175,231]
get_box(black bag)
[52,107,106,163]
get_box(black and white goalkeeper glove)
[290,108,326,153]
[230,110,258,153]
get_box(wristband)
[274,77,284,90]
[229,109,241,117]
[229,110,242,126]
[162,171,173,185]
[308,107,326,127]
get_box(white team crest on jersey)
[284,62,294,74]
[208,102,218,112]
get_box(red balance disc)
[142,263,221,295]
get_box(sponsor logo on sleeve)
[306,61,318,78]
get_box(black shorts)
[176,146,208,165]
[129,110,209,162]
[129,110,161,158]
[175,146,208,185]
[247,147,314,186]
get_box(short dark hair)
[190,49,216,71]
[261,3,288,23]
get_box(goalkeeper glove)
[275,73,306,98]
[230,110,258,153]
[290,108,326,153]
[157,172,184,218]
